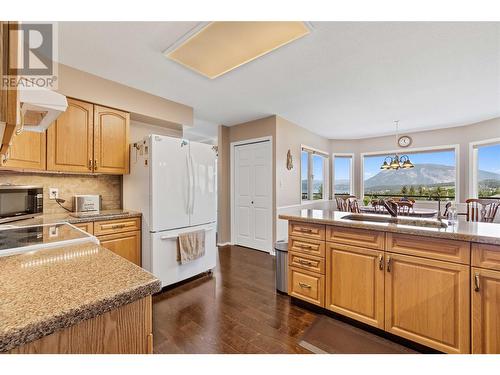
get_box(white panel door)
[150,135,190,232]
[190,141,217,226]
[234,141,272,252]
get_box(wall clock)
[398,135,412,148]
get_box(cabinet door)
[385,253,470,354]
[98,230,141,266]
[93,105,129,174]
[472,267,500,354]
[325,243,385,329]
[1,130,46,170]
[47,98,94,173]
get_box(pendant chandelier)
[380,121,415,170]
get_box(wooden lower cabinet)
[472,267,500,354]
[9,296,153,354]
[98,230,141,266]
[325,243,385,329]
[73,222,94,235]
[289,267,324,307]
[384,253,470,354]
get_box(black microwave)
[0,185,43,223]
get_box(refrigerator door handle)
[186,153,192,215]
[189,153,196,215]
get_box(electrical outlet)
[49,188,59,200]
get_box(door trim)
[230,136,273,253]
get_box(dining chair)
[348,198,361,213]
[397,201,413,216]
[371,199,384,214]
[335,195,355,212]
[465,199,500,223]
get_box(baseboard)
[217,242,233,247]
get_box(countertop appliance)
[73,195,101,214]
[0,185,43,224]
[123,135,217,287]
[0,222,99,258]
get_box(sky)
[478,144,500,175]
[301,151,325,182]
[334,156,351,182]
[363,149,456,180]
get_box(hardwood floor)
[152,245,316,353]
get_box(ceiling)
[57,22,500,139]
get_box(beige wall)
[218,115,334,250]
[276,116,332,208]
[0,172,121,214]
[130,120,183,144]
[330,117,500,201]
[217,116,277,245]
[57,63,193,127]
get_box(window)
[363,148,456,201]
[472,142,500,198]
[301,147,329,201]
[333,155,353,195]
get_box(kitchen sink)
[342,214,448,229]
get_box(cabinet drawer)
[289,236,325,258]
[288,267,324,307]
[73,222,94,235]
[472,243,500,271]
[98,230,141,266]
[289,252,325,274]
[326,226,384,250]
[386,233,470,264]
[289,221,325,241]
[94,217,140,236]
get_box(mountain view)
[364,163,500,198]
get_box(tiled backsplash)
[0,172,122,214]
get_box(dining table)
[359,206,438,218]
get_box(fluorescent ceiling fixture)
[164,22,311,79]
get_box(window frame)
[332,153,354,196]
[300,145,329,202]
[360,144,460,202]
[469,138,500,199]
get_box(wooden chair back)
[465,199,500,223]
[348,198,360,213]
[397,201,413,216]
[371,199,384,214]
[335,195,355,212]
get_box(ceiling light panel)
[165,21,310,79]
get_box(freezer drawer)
[149,223,217,287]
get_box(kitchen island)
[279,209,500,354]
[0,241,161,353]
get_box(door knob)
[251,201,254,204]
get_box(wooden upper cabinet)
[0,130,46,170]
[325,243,385,329]
[472,267,500,354]
[384,253,470,354]
[47,98,94,173]
[93,105,130,174]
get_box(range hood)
[19,87,68,132]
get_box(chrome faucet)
[380,199,398,217]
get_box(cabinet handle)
[88,159,93,170]
[297,243,313,249]
[298,282,311,289]
[386,256,392,272]
[474,273,480,292]
[297,228,313,233]
[298,259,313,266]
[378,254,384,270]
[94,160,98,170]
[111,224,125,229]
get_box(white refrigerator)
[123,135,217,288]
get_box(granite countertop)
[0,242,161,352]
[279,209,500,245]
[5,209,142,227]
